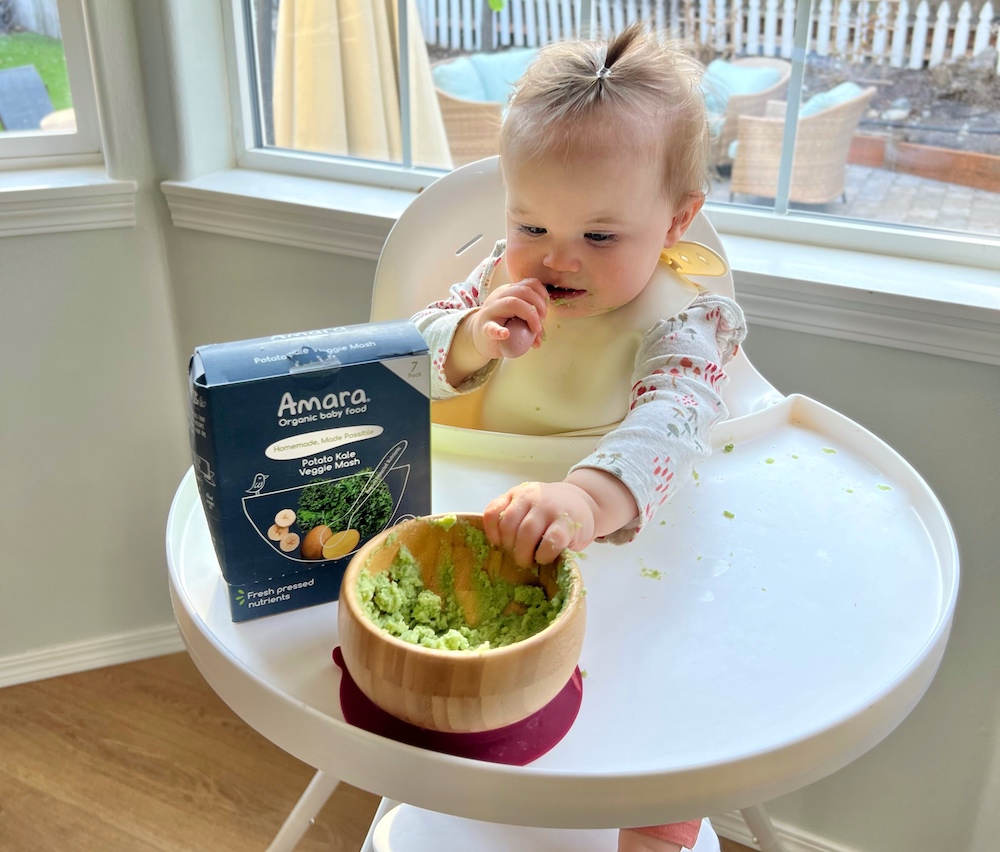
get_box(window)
[0,0,101,165]
[226,0,998,266]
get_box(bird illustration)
[246,473,268,495]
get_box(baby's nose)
[543,246,580,273]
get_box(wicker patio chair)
[707,57,792,169]
[432,50,536,168]
[729,86,876,205]
[434,86,503,167]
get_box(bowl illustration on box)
[242,441,411,564]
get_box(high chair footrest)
[373,804,617,852]
[372,805,719,852]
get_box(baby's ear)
[663,194,706,248]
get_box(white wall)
[1,2,997,850]
[0,2,188,661]
[739,330,1000,851]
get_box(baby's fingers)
[482,319,510,341]
[513,277,550,313]
[533,522,574,566]
[483,493,513,548]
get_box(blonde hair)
[499,23,709,206]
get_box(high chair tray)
[167,393,957,829]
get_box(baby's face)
[503,141,691,319]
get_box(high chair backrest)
[372,157,781,421]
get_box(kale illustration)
[297,468,394,539]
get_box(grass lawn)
[0,31,71,129]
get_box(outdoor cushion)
[702,60,781,113]
[433,55,488,102]
[727,80,866,160]
[800,81,864,116]
[469,47,536,103]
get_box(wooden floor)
[0,653,753,851]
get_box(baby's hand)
[484,481,597,568]
[471,279,547,360]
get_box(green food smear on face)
[357,523,569,651]
[723,443,735,453]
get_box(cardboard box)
[189,321,431,621]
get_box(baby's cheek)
[503,243,531,281]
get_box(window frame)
[221,0,443,194]
[218,0,999,273]
[0,0,103,168]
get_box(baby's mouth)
[545,283,585,301]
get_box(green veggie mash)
[357,522,569,651]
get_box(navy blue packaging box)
[188,321,431,622]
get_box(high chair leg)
[739,805,787,852]
[266,770,340,852]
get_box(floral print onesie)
[412,240,748,547]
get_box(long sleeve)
[570,293,746,544]
[410,243,505,399]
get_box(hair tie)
[596,65,611,80]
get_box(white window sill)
[0,166,137,236]
[161,169,1000,365]
[161,169,414,259]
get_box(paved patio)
[706,165,1000,236]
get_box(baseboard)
[0,624,186,688]
[711,811,861,852]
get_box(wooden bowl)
[337,513,586,733]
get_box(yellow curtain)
[273,0,453,169]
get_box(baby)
[412,23,746,852]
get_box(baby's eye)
[518,225,546,237]
[585,232,617,243]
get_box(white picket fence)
[417,0,1000,69]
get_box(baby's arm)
[411,249,546,395]
[485,293,746,564]
[484,469,638,567]
[441,277,547,385]
[574,293,746,543]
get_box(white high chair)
[164,158,957,852]
[360,157,958,850]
